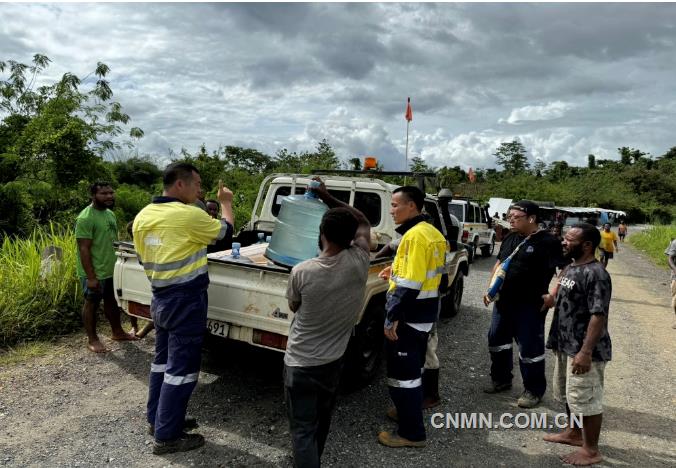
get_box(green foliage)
[629,225,676,269]
[0,54,143,190]
[494,139,530,174]
[410,156,432,173]
[222,145,275,173]
[274,139,340,173]
[0,225,82,347]
[112,184,154,232]
[0,182,36,236]
[111,156,162,188]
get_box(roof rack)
[311,169,436,192]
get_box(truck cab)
[114,173,469,388]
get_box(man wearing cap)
[482,200,566,408]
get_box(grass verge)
[629,224,676,269]
[0,224,82,348]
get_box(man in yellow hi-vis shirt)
[133,162,233,455]
[377,186,446,448]
[599,223,619,269]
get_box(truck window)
[354,192,382,226]
[423,201,445,235]
[476,206,484,223]
[466,203,475,222]
[328,189,350,204]
[271,186,381,226]
[448,203,463,221]
[271,186,306,217]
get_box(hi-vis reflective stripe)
[489,344,513,352]
[151,363,167,373]
[387,377,422,388]
[216,220,229,240]
[148,265,208,288]
[392,274,423,290]
[164,372,199,385]
[417,290,439,299]
[519,353,545,363]
[142,248,207,272]
[426,267,445,279]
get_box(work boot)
[377,431,426,448]
[483,381,512,394]
[517,390,542,408]
[148,416,199,436]
[152,432,205,455]
[422,368,441,409]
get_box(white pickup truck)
[114,174,469,387]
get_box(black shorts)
[599,249,614,260]
[81,277,115,303]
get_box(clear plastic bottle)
[265,181,328,267]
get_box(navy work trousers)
[386,323,429,442]
[284,358,344,468]
[487,301,547,397]
[147,286,207,441]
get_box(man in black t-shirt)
[543,223,611,466]
[482,200,566,408]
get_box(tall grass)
[0,225,82,348]
[629,224,676,269]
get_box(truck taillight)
[129,301,151,319]
[461,230,469,242]
[253,330,288,350]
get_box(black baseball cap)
[510,200,539,217]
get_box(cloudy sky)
[2,2,676,170]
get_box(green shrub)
[112,184,154,231]
[629,224,676,269]
[0,225,82,347]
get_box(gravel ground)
[1,236,674,467]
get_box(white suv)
[446,198,496,261]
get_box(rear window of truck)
[271,187,382,226]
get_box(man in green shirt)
[76,182,136,352]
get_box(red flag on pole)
[468,167,476,183]
[405,97,413,122]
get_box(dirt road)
[1,238,674,467]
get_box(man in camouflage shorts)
[544,223,612,466]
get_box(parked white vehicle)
[114,173,469,387]
[446,197,496,261]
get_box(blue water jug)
[265,182,328,267]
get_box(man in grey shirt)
[284,178,371,468]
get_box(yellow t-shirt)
[599,230,618,252]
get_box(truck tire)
[341,300,386,391]
[441,274,464,318]
[481,239,495,257]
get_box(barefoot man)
[544,223,612,466]
[76,181,137,352]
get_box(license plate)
[206,319,229,338]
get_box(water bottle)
[231,242,241,259]
[265,181,328,267]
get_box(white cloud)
[501,101,574,125]
[2,3,676,171]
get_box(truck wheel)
[481,239,495,257]
[341,301,385,391]
[441,274,464,318]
